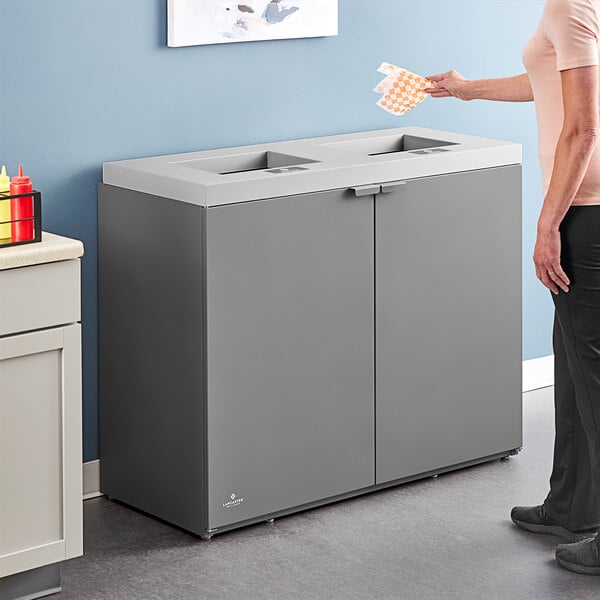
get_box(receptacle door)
[376,166,522,484]
[206,189,375,528]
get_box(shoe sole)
[512,518,593,543]
[556,556,600,575]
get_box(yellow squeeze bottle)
[0,166,11,243]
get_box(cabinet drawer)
[0,260,80,336]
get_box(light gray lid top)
[103,126,522,207]
[0,232,84,271]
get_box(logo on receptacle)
[223,492,244,508]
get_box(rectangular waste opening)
[321,135,458,156]
[173,151,318,175]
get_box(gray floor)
[53,387,600,599]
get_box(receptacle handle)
[380,181,407,194]
[350,184,381,197]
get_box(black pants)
[543,206,600,539]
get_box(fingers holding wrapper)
[374,63,433,115]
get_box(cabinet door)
[0,325,82,577]
[206,189,374,528]
[376,166,522,484]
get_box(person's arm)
[426,71,533,102]
[534,65,600,294]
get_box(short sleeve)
[545,0,600,70]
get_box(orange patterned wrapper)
[374,63,433,115]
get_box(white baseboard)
[523,355,554,392]
[82,357,554,499]
[82,460,103,500]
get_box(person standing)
[427,0,600,575]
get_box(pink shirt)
[522,0,600,205]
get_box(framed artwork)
[167,1,338,47]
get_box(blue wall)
[1,0,549,461]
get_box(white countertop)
[0,232,84,271]
[102,126,522,207]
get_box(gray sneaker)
[556,539,600,575]
[511,505,596,543]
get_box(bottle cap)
[0,166,9,194]
[11,165,31,185]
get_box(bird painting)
[221,2,300,39]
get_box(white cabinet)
[0,248,83,583]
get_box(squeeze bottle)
[0,166,10,242]
[10,165,34,242]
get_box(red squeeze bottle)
[10,165,34,242]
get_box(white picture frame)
[168,1,338,48]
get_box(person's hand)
[425,70,473,101]
[533,226,570,294]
